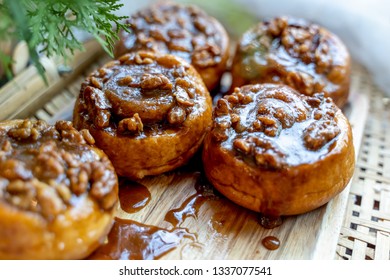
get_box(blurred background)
[117,0,390,97]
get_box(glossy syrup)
[258,214,283,229]
[88,218,195,260]
[164,172,217,227]
[262,236,280,250]
[118,179,151,214]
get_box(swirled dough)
[203,84,355,216]
[0,120,118,259]
[73,51,213,179]
[231,17,351,108]
[115,1,230,91]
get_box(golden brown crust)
[231,16,351,108]
[202,84,355,216]
[115,1,230,91]
[73,51,213,179]
[0,119,118,259]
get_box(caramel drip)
[165,193,206,227]
[258,214,283,229]
[164,172,217,227]
[118,179,151,214]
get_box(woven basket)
[336,64,390,260]
[0,40,389,260]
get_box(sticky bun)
[115,1,230,91]
[0,120,118,259]
[202,84,355,216]
[231,17,351,108]
[73,51,213,179]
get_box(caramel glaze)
[213,84,341,169]
[164,171,217,227]
[88,217,195,260]
[262,236,280,250]
[0,120,117,219]
[0,119,118,260]
[115,1,230,91]
[118,179,151,214]
[203,83,355,216]
[73,51,212,179]
[231,16,351,108]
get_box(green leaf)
[0,0,129,84]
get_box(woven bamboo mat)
[0,41,389,259]
[336,64,390,260]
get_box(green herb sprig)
[0,0,129,81]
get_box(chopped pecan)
[6,179,36,210]
[80,129,95,145]
[175,87,194,107]
[140,73,173,90]
[268,17,288,37]
[117,75,134,86]
[90,76,103,89]
[215,99,231,116]
[67,167,88,196]
[56,121,85,144]
[313,109,323,120]
[134,52,154,65]
[7,120,40,141]
[149,28,168,42]
[167,106,186,125]
[303,120,340,150]
[0,159,32,180]
[230,113,240,123]
[35,180,64,219]
[50,180,72,203]
[168,39,192,52]
[168,28,187,38]
[233,138,251,154]
[252,119,263,132]
[257,115,277,126]
[211,129,228,142]
[226,95,239,105]
[118,113,144,134]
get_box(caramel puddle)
[88,218,195,260]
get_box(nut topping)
[118,113,144,134]
[233,16,351,108]
[140,73,173,90]
[78,51,207,136]
[0,120,118,219]
[211,84,344,169]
